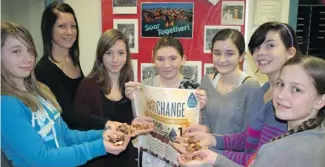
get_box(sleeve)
[34,63,76,128]
[59,117,104,145]
[213,154,243,167]
[73,79,110,130]
[250,146,292,167]
[200,107,211,131]
[214,131,247,151]
[1,96,106,167]
[243,80,261,120]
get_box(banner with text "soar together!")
[134,84,200,167]
[141,2,194,38]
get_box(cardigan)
[73,76,137,167]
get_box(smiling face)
[273,64,321,124]
[154,46,185,80]
[252,31,294,75]
[51,11,77,50]
[1,36,35,80]
[212,39,243,75]
[103,40,127,76]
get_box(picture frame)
[141,63,157,81]
[113,19,139,53]
[181,61,202,83]
[112,0,137,14]
[131,59,138,81]
[204,63,216,75]
[221,1,245,25]
[204,25,241,53]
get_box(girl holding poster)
[125,36,207,109]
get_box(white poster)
[254,0,282,25]
[134,85,200,167]
[113,0,137,14]
[113,19,139,53]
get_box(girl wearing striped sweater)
[175,22,300,165]
[178,56,325,167]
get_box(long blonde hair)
[1,21,61,112]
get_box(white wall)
[64,0,102,76]
[243,0,290,84]
[1,0,44,61]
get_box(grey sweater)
[213,126,325,167]
[200,74,260,134]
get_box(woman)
[179,56,325,167]
[35,1,83,129]
[1,21,129,167]
[73,29,140,167]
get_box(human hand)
[125,81,142,100]
[105,120,122,131]
[178,149,218,167]
[102,130,130,155]
[194,89,207,110]
[182,124,209,135]
[184,131,216,147]
[131,116,154,136]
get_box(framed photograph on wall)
[221,1,245,25]
[113,19,139,53]
[181,61,202,83]
[131,59,138,81]
[141,63,157,81]
[204,25,241,53]
[204,63,216,75]
[141,2,194,38]
[112,0,137,14]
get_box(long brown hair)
[1,21,61,112]
[88,29,133,94]
[272,56,325,141]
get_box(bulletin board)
[102,0,246,81]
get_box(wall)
[243,0,291,84]
[1,0,44,61]
[64,0,294,82]
[64,0,102,75]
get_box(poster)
[113,19,139,53]
[221,1,245,25]
[204,25,241,53]
[254,0,282,25]
[141,2,194,38]
[113,0,137,14]
[134,85,200,167]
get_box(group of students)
[1,1,325,167]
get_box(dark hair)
[272,56,325,141]
[248,22,298,55]
[211,28,245,55]
[41,1,80,65]
[153,36,184,58]
[88,29,133,95]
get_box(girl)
[73,29,148,167]
[1,21,129,167]
[125,36,207,108]
[35,1,84,129]
[195,29,260,134]
[178,56,325,167]
[175,22,300,165]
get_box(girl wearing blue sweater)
[1,22,131,167]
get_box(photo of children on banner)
[113,19,138,53]
[204,26,241,53]
[141,2,194,38]
[221,1,245,25]
[141,63,158,81]
[112,0,137,14]
[204,63,217,75]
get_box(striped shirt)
[214,82,288,166]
